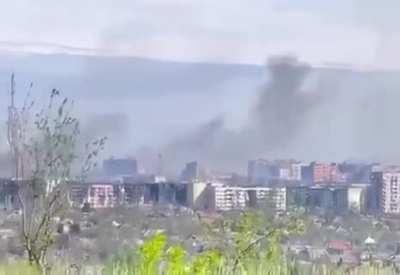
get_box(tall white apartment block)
[380,166,400,214]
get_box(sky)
[0,0,399,69]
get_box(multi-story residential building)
[339,162,374,183]
[368,165,383,212]
[277,160,306,181]
[287,184,366,213]
[69,183,89,207]
[171,183,188,206]
[291,162,308,181]
[375,166,400,214]
[212,184,248,211]
[286,185,310,209]
[123,183,145,206]
[250,186,287,211]
[311,162,345,183]
[87,184,121,208]
[209,183,286,211]
[158,183,187,205]
[308,185,348,214]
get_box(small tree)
[6,75,106,271]
[196,209,305,273]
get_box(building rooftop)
[373,165,400,173]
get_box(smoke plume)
[160,56,321,174]
[251,56,316,150]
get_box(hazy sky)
[1,0,399,68]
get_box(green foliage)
[190,250,224,275]
[104,232,167,275]
[104,210,310,275]
[166,245,187,275]
[139,233,167,275]
[0,262,41,275]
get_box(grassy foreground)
[0,260,397,275]
[0,232,397,275]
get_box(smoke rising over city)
[0,54,400,176]
[160,56,319,173]
[158,56,400,174]
[3,2,400,272]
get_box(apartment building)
[311,162,345,183]
[123,183,145,206]
[213,184,248,211]
[69,183,89,207]
[277,160,306,181]
[210,183,286,211]
[308,185,348,214]
[376,166,400,214]
[87,184,120,208]
[251,186,287,211]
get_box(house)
[327,240,352,255]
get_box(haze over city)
[0,1,400,177]
[2,3,400,273]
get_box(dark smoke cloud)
[251,56,316,150]
[158,55,400,175]
[159,56,320,174]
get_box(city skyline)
[1,2,400,273]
